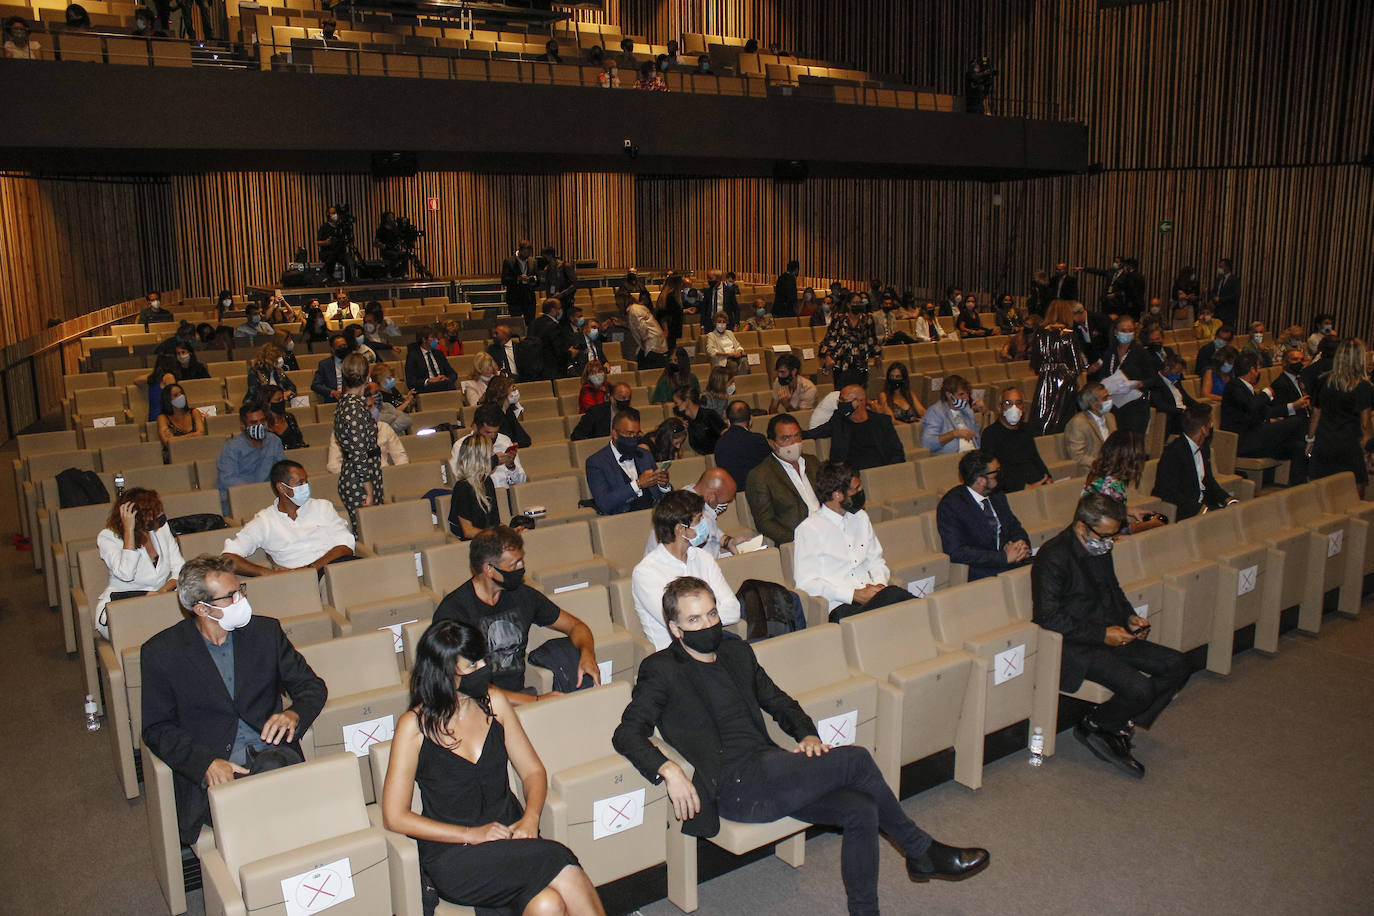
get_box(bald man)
[803,384,905,470]
[644,467,743,559]
[572,381,635,441]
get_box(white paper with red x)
[906,576,936,599]
[817,709,858,747]
[1328,531,1343,557]
[342,714,394,758]
[1237,565,1258,596]
[993,644,1025,685]
[593,788,644,840]
[379,620,418,654]
[281,856,355,916]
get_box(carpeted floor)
[3,437,1372,915]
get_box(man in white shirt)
[324,289,361,321]
[792,460,914,622]
[222,461,356,576]
[632,490,741,649]
[450,404,527,489]
[643,468,743,559]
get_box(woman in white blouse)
[463,352,499,406]
[94,489,184,639]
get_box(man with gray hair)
[141,554,327,845]
[1062,382,1117,474]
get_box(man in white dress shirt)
[632,489,742,649]
[792,460,914,622]
[643,468,742,559]
[222,460,355,576]
[450,404,527,489]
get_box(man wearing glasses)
[1030,493,1191,778]
[935,450,1032,581]
[977,387,1053,492]
[141,554,328,845]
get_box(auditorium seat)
[865,515,954,598]
[322,553,437,653]
[913,451,962,491]
[142,746,213,915]
[1110,527,1217,659]
[297,631,411,803]
[860,462,938,518]
[718,547,829,627]
[50,502,122,651]
[382,460,447,502]
[246,567,350,646]
[24,449,98,572]
[588,509,653,570]
[1184,509,1284,673]
[838,598,987,788]
[507,476,595,526]
[166,434,229,465]
[72,386,132,427]
[548,582,653,675]
[519,518,623,592]
[1312,471,1374,592]
[355,500,448,556]
[1237,493,1320,631]
[1277,484,1362,631]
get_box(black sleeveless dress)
[415,719,579,914]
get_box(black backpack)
[55,468,110,508]
[736,578,807,641]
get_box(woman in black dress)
[381,621,603,916]
[654,273,687,355]
[448,434,501,539]
[1307,337,1373,496]
[818,297,882,390]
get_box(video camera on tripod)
[395,216,424,248]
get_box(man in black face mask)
[803,385,905,470]
[310,331,352,403]
[572,382,635,440]
[1032,493,1191,778]
[614,577,989,916]
[586,411,670,514]
[768,352,817,413]
[935,450,1031,581]
[432,525,601,706]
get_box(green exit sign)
[1158,218,1174,234]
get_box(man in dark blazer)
[528,298,566,381]
[1270,347,1312,424]
[1149,353,1200,437]
[539,247,578,310]
[309,331,350,403]
[587,411,671,514]
[141,555,327,845]
[573,318,606,369]
[1208,259,1241,328]
[745,414,820,546]
[936,450,1031,581]
[501,239,538,325]
[1153,404,1236,520]
[713,401,772,489]
[803,386,904,470]
[404,324,458,393]
[571,382,633,441]
[772,260,799,318]
[613,577,989,914]
[1220,351,1309,483]
[1049,262,1079,302]
[700,269,739,329]
[1031,493,1191,777]
[1082,255,1130,316]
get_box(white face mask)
[589,373,606,387]
[171,395,187,409]
[479,374,492,383]
[276,357,284,370]
[208,592,252,631]
[1003,406,1022,425]
[1098,401,1114,415]
[283,481,310,507]
[285,338,294,351]
[508,390,521,405]
[726,383,736,395]
[1252,334,1264,344]
[776,442,802,463]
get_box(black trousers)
[1240,416,1310,484]
[718,746,932,916]
[1080,639,1191,732]
[1114,398,1150,438]
[828,585,915,623]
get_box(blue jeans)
[716,745,931,916]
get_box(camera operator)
[964,56,996,115]
[317,204,351,283]
[375,211,406,279]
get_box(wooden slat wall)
[0,174,176,349]
[169,171,636,296]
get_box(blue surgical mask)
[383,377,396,390]
[284,481,310,506]
[687,518,710,547]
[756,307,767,317]
[588,328,600,340]
[429,339,440,350]
[1220,362,1233,374]
[1165,372,1183,383]
[1116,331,1134,345]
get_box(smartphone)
[657,460,672,471]
[504,444,519,454]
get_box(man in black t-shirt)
[432,526,601,704]
[978,387,1052,492]
[803,385,905,470]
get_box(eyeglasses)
[1086,522,1120,541]
[203,583,247,607]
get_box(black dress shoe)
[908,841,990,882]
[1078,729,1145,779]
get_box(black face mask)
[776,373,793,385]
[886,376,905,390]
[613,398,631,412]
[673,407,688,418]
[493,565,525,592]
[457,665,492,700]
[270,400,287,416]
[333,347,350,360]
[841,490,867,513]
[679,621,723,653]
[1148,342,1163,353]
[1285,362,1303,374]
[835,400,856,419]
[616,434,641,453]
[146,513,167,532]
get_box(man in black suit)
[1049,262,1079,302]
[1153,404,1237,520]
[141,554,327,845]
[309,331,350,403]
[700,269,739,330]
[1069,302,1106,373]
[488,321,540,382]
[1121,258,1146,321]
[587,411,671,514]
[528,298,566,381]
[802,385,905,470]
[571,382,633,440]
[1150,353,1199,437]
[612,577,989,916]
[1083,255,1131,317]
[1208,259,1241,328]
[1270,347,1312,424]
[404,323,458,393]
[539,247,578,311]
[573,316,606,369]
[1220,351,1310,484]
[500,239,538,325]
[1032,493,1191,778]
[938,286,962,317]
[712,400,772,488]
[935,450,1032,581]
[773,259,799,318]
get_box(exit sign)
[1158,218,1174,233]
[427,197,439,211]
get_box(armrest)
[199,847,248,916]
[949,562,970,585]
[368,806,426,916]
[321,603,354,636]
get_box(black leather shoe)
[908,841,990,882]
[1079,729,1145,779]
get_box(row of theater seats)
[105,467,1374,915]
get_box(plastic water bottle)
[113,472,125,499]
[1027,726,1044,766]
[84,695,101,732]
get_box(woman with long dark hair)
[381,620,604,915]
[1082,429,1166,533]
[874,361,924,423]
[654,273,687,355]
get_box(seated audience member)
[704,313,745,366]
[141,554,327,846]
[993,294,1022,336]
[912,301,942,342]
[1064,383,1116,474]
[650,357,698,404]
[588,411,671,515]
[793,461,914,622]
[529,298,569,379]
[713,400,772,488]
[648,417,689,462]
[406,323,460,394]
[452,404,527,490]
[768,352,818,413]
[1082,430,1167,533]
[936,450,1032,581]
[1300,333,1338,395]
[65,4,91,31]
[745,414,820,546]
[745,299,775,331]
[805,384,904,470]
[873,362,925,423]
[156,383,208,447]
[95,488,184,639]
[273,330,300,371]
[169,338,211,379]
[701,366,734,418]
[380,620,603,915]
[477,376,533,448]
[362,305,402,354]
[979,388,1052,491]
[260,385,307,450]
[448,434,500,540]
[325,288,361,321]
[626,296,670,369]
[1149,353,1197,436]
[633,492,742,649]
[809,296,834,327]
[579,359,611,413]
[432,526,601,704]
[1220,350,1310,484]
[310,331,350,403]
[144,353,182,422]
[464,352,499,406]
[246,343,296,403]
[1001,318,1041,362]
[598,58,621,87]
[1307,313,1337,358]
[1153,403,1236,520]
[672,385,727,455]
[921,375,982,454]
[572,382,633,440]
[1193,325,1234,378]
[369,363,414,434]
[214,402,285,515]
[138,291,174,325]
[5,16,43,58]
[1242,321,1273,368]
[344,323,378,364]
[642,468,744,560]
[1193,307,1222,341]
[955,298,993,338]
[234,303,273,342]
[1031,493,1192,777]
[1201,344,1238,400]
[222,461,355,575]
[1270,347,1310,411]
[613,577,990,915]
[636,59,667,90]
[573,313,605,368]
[327,394,408,472]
